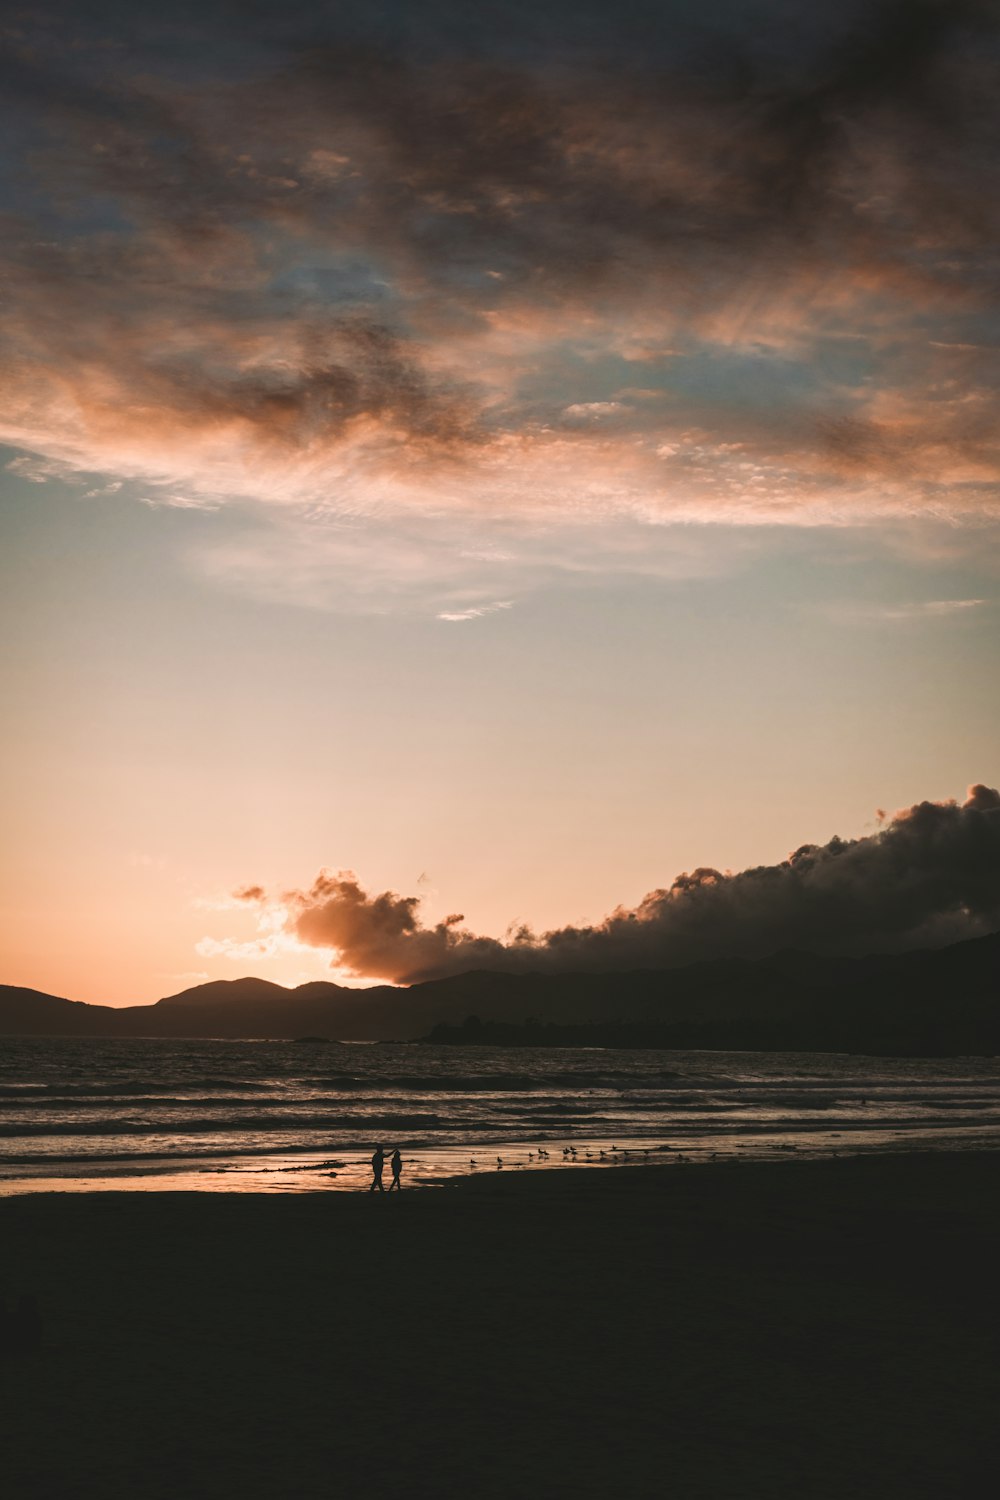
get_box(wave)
[0,1080,273,1098]
[0,1111,445,1137]
[304,1071,684,1092]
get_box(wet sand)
[3,1151,999,1498]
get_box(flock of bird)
[469,1144,668,1170]
[379,1138,807,1179]
[465,1142,806,1170]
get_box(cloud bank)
[2,0,1000,557]
[228,784,1000,982]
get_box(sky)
[1,0,998,1004]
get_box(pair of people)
[370,1146,402,1191]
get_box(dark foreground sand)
[3,1153,999,1499]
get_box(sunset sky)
[2,0,998,1004]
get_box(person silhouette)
[370,1145,386,1193]
[389,1148,403,1190]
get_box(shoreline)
[4,1138,1000,1198]
[5,1121,1000,1195]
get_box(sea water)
[2,1036,1000,1193]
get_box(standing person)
[370,1145,385,1193]
[389,1148,403,1191]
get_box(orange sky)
[2,0,999,1002]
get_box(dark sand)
[3,1153,999,1498]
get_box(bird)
[496,1156,503,1169]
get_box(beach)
[7,1037,1000,1194]
[3,1151,998,1498]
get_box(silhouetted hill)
[154,978,293,1007]
[0,977,399,1040]
[2,930,998,1051]
[0,986,121,1036]
[422,932,1000,1054]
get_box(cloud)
[1,0,999,567]
[190,505,752,616]
[563,403,625,421]
[195,933,297,962]
[821,597,991,623]
[5,454,74,484]
[916,599,988,615]
[139,492,222,511]
[232,884,267,903]
[234,784,1000,982]
[278,871,513,980]
[437,600,512,622]
[884,598,989,621]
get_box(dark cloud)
[267,785,1000,982]
[233,884,266,902]
[2,0,1000,523]
[248,0,1000,322]
[285,871,510,981]
[8,1,1000,288]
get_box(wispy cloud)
[822,597,991,623]
[878,598,989,620]
[195,898,317,963]
[139,493,223,512]
[195,933,301,962]
[436,600,513,622]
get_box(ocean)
[3,1036,1000,1193]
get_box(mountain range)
[2,929,999,1053]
